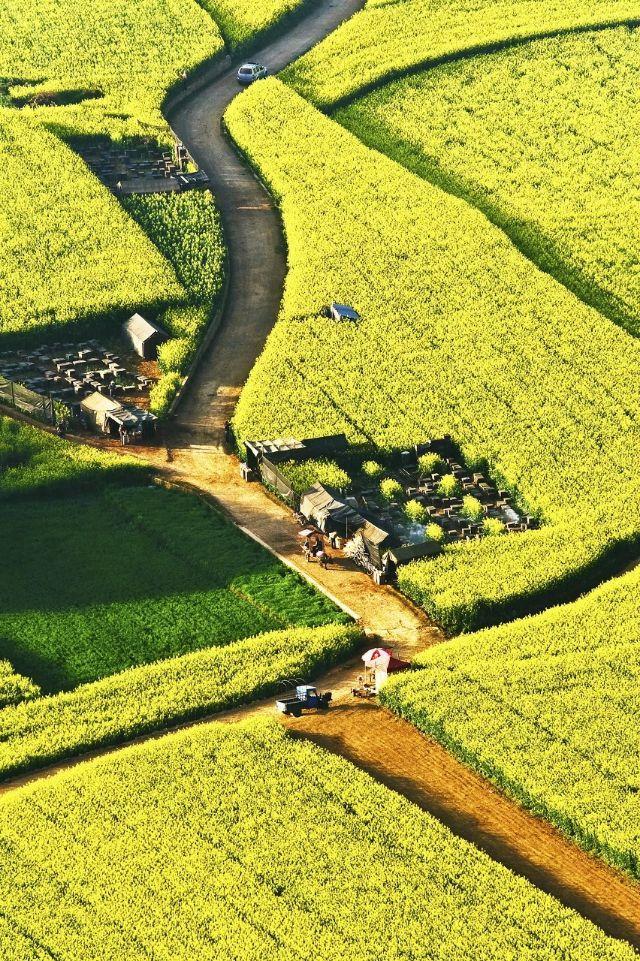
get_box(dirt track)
[167,0,366,435]
[4,0,640,949]
[286,698,640,949]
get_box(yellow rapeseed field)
[0,719,635,959]
[226,78,640,631]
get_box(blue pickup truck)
[276,685,332,718]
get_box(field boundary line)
[342,95,639,342]
[323,16,640,111]
[167,257,231,417]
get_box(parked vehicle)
[275,684,332,717]
[237,62,268,85]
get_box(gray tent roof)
[387,541,442,564]
[123,313,168,343]
[80,391,122,415]
[105,408,140,428]
[247,437,304,457]
[80,392,157,428]
[300,483,342,515]
[360,520,393,547]
[300,483,365,531]
[318,503,365,524]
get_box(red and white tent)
[361,648,410,673]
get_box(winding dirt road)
[159,12,640,946]
[5,2,640,950]
[167,0,365,437]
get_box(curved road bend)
[168,0,365,438]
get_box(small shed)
[387,541,443,564]
[80,392,156,436]
[245,434,349,474]
[245,437,306,474]
[177,170,210,190]
[122,313,168,359]
[359,520,397,570]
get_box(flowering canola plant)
[338,26,640,338]
[0,624,358,780]
[0,662,39,711]
[382,565,640,878]
[200,0,308,49]
[0,718,635,959]
[283,0,640,108]
[225,79,640,631]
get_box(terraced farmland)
[0,116,185,342]
[0,0,303,395]
[3,0,640,953]
[283,0,640,107]
[382,565,640,879]
[0,420,352,774]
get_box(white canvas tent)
[361,647,411,692]
[80,392,126,432]
[80,391,154,435]
[122,313,168,359]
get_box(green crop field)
[382,565,640,879]
[283,0,640,108]
[0,415,143,497]
[337,26,640,338]
[0,421,351,772]
[201,0,309,48]
[1,484,345,691]
[0,719,634,960]
[0,116,186,343]
[225,78,640,631]
[0,0,302,403]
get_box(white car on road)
[237,62,268,85]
